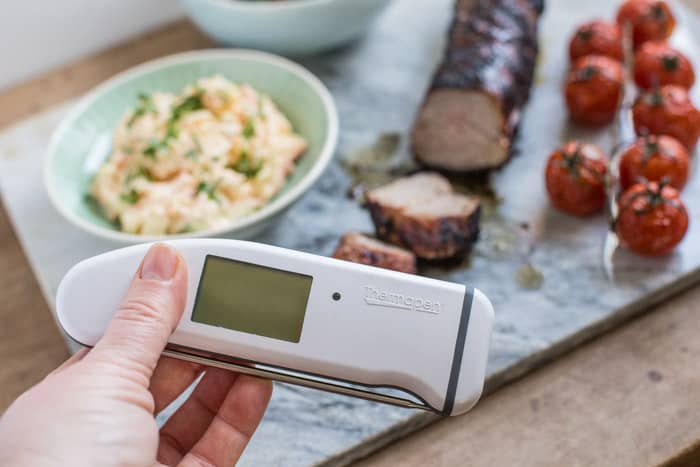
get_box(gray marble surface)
[2,0,700,466]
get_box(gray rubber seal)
[442,287,474,416]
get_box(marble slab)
[2,0,700,466]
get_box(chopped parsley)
[185,134,203,160]
[144,91,204,158]
[229,151,263,178]
[125,166,152,183]
[243,120,255,139]
[171,92,204,123]
[165,121,179,141]
[120,189,140,205]
[196,180,219,201]
[143,138,169,158]
[127,93,157,127]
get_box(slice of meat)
[411,0,544,172]
[332,232,417,274]
[365,172,481,259]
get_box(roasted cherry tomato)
[632,85,700,150]
[565,55,624,127]
[634,41,695,89]
[618,134,689,190]
[569,20,624,62]
[616,0,675,48]
[545,141,608,216]
[616,181,688,255]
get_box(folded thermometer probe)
[56,239,494,416]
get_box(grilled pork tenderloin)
[411,0,544,172]
[366,172,481,260]
[332,232,417,273]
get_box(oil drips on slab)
[341,134,544,289]
[341,132,418,201]
[516,262,544,289]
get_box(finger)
[46,348,90,378]
[157,368,239,465]
[150,356,204,414]
[86,243,188,385]
[177,375,273,467]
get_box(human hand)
[0,243,273,467]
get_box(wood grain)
[356,284,700,467]
[0,204,69,411]
[0,20,212,131]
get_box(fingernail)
[140,244,178,281]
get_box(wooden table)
[2,14,700,467]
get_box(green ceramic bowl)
[45,49,338,243]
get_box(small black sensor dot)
[332,292,341,301]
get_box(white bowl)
[178,0,393,55]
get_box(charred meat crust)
[412,0,544,172]
[365,172,481,260]
[332,232,417,273]
[367,201,481,259]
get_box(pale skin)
[0,243,273,467]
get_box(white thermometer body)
[56,239,494,416]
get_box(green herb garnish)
[120,189,140,205]
[196,180,219,201]
[243,120,255,139]
[143,138,169,158]
[185,134,203,160]
[125,166,152,183]
[147,91,205,155]
[127,93,157,128]
[165,121,179,141]
[171,92,204,122]
[229,151,263,178]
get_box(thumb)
[87,243,188,379]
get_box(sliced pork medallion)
[366,172,481,260]
[332,232,417,274]
[411,0,544,172]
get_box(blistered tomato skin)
[545,141,608,216]
[632,85,700,150]
[565,55,624,127]
[569,20,624,62]
[616,181,688,256]
[616,0,676,48]
[634,41,695,90]
[619,135,689,190]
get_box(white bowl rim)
[44,48,339,244]
[182,0,341,12]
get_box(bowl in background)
[178,0,393,55]
[45,49,338,244]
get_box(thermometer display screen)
[191,255,313,343]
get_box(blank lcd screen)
[191,255,313,343]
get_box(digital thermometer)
[56,239,494,416]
